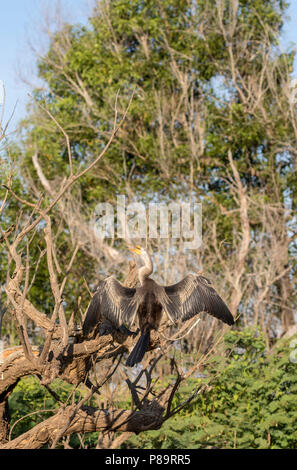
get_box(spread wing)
[160,274,234,326]
[82,276,139,336]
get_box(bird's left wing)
[83,276,139,336]
[159,274,234,326]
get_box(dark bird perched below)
[83,246,234,367]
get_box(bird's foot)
[118,325,139,337]
[99,323,114,336]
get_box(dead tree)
[0,96,226,449]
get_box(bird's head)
[129,245,147,257]
[129,245,153,283]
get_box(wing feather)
[83,276,139,336]
[161,274,234,325]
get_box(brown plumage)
[83,246,234,367]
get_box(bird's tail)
[126,329,150,367]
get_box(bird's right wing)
[160,274,234,326]
[83,276,139,336]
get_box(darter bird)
[83,246,234,367]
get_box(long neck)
[138,251,153,285]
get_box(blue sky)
[0,0,91,132]
[0,0,297,133]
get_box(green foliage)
[7,330,297,449]
[123,329,297,449]
[8,376,99,448]
[9,377,60,440]
[2,0,297,448]
[18,0,290,201]
[3,0,293,325]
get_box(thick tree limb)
[0,404,164,449]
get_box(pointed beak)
[129,245,142,255]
